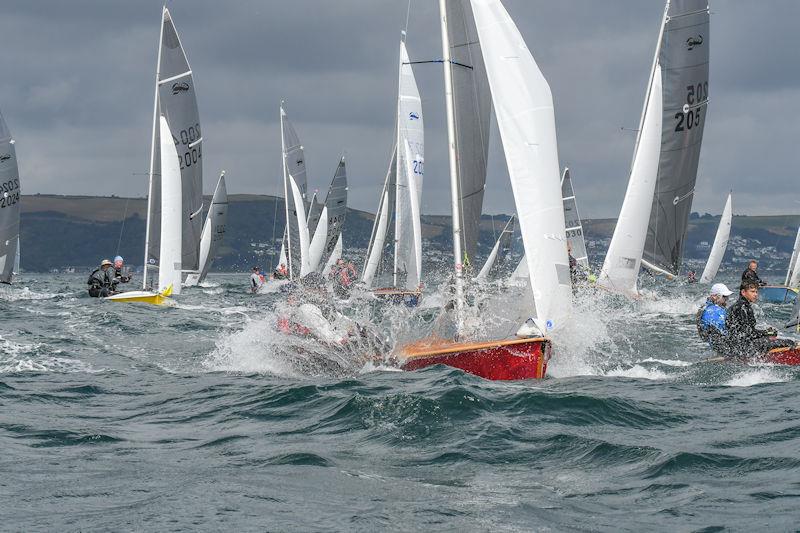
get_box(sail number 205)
[674,82,708,132]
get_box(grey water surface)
[1,272,799,531]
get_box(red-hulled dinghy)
[761,346,800,366]
[399,337,551,380]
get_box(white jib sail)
[307,205,328,273]
[785,225,800,287]
[477,216,515,281]
[699,193,732,284]
[598,64,664,297]
[157,115,183,294]
[511,254,529,280]
[471,0,571,334]
[289,174,311,277]
[323,234,343,277]
[187,172,228,286]
[362,186,391,287]
[393,37,424,291]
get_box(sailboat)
[108,7,203,306]
[698,193,731,283]
[184,172,228,286]
[475,215,515,280]
[307,158,348,273]
[759,223,800,303]
[399,0,572,380]
[599,0,710,296]
[0,108,20,285]
[362,33,424,303]
[561,168,589,270]
[277,104,311,280]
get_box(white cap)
[710,283,733,297]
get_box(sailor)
[87,259,119,297]
[250,266,264,293]
[273,263,289,280]
[112,255,132,284]
[741,260,766,287]
[687,270,698,283]
[726,280,795,358]
[696,283,732,354]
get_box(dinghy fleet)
[3,0,800,378]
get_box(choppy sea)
[2,271,799,531]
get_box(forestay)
[144,7,203,288]
[308,158,348,273]
[643,0,710,277]
[699,193,731,283]
[444,0,492,267]
[561,168,588,269]
[0,109,20,284]
[393,37,424,290]
[471,0,571,334]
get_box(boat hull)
[758,286,798,304]
[400,337,550,380]
[104,290,174,306]
[762,346,800,366]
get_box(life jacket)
[696,303,710,341]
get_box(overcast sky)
[1,1,798,218]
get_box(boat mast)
[143,6,166,290]
[280,102,294,281]
[439,0,465,331]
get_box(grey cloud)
[1,0,798,218]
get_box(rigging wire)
[115,197,131,256]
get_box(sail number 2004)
[674,82,708,132]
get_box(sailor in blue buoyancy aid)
[696,283,733,354]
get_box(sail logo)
[172,82,190,95]
[0,154,11,162]
[686,36,703,50]
[409,112,420,120]
[296,159,303,166]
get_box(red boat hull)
[400,337,551,380]
[762,346,800,366]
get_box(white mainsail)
[785,226,800,287]
[699,193,732,284]
[470,0,571,334]
[143,7,203,291]
[393,36,424,290]
[477,215,515,280]
[0,108,20,285]
[598,65,663,296]
[186,172,228,286]
[362,34,423,291]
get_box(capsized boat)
[398,0,571,380]
[0,108,21,285]
[599,0,710,295]
[362,32,424,302]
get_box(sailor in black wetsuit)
[741,260,766,287]
[725,280,794,358]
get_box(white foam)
[604,364,670,380]
[724,367,790,387]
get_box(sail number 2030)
[674,82,708,132]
